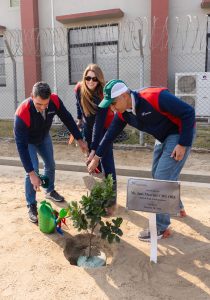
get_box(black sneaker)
[138,228,171,242]
[45,190,64,202]
[28,203,38,223]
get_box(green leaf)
[107,233,115,243]
[115,236,120,243]
[117,228,123,236]
[67,175,123,253]
[101,232,107,239]
[99,220,104,226]
[112,217,123,227]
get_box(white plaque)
[127,178,180,215]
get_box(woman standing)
[74,64,116,215]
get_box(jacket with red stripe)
[14,94,82,173]
[96,88,195,157]
[74,83,114,150]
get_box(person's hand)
[29,171,42,191]
[171,144,186,161]
[77,139,88,154]
[86,150,95,166]
[77,119,83,130]
[87,155,100,173]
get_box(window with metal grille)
[68,24,119,84]
[0,36,6,87]
[10,0,20,7]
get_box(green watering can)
[38,200,56,234]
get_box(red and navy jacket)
[96,87,195,157]
[14,93,82,173]
[75,83,114,150]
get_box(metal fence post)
[138,29,144,146]
[4,38,18,111]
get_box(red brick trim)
[56,9,124,24]
[20,0,41,98]
[151,0,169,87]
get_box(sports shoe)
[138,228,171,242]
[45,190,64,202]
[28,203,38,223]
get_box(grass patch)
[112,125,210,149]
[1,120,210,150]
[0,120,14,138]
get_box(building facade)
[0,0,210,119]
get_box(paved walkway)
[0,156,210,184]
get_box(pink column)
[201,0,210,8]
[151,0,169,87]
[20,0,41,98]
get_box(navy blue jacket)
[75,84,114,150]
[14,94,82,173]
[96,88,195,157]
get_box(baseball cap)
[99,79,128,108]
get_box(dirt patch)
[1,137,210,299]
[63,234,113,266]
[0,166,210,299]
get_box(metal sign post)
[148,213,157,263]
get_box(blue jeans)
[101,144,116,182]
[25,134,55,206]
[152,133,193,232]
[101,143,117,205]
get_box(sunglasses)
[85,76,98,82]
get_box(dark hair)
[32,82,51,99]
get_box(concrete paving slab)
[0,156,209,184]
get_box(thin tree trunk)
[88,225,97,258]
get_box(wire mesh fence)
[0,15,210,150]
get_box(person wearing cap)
[87,79,196,241]
[74,64,117,215]
[14,81,88,223]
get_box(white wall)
[0,0,21,29]
[169,0,209,17]
[0,0,23,119]
[38,0,150,28]
[0,1,22,119]
[168,0,209,91]
[38,0,150,117]
[0,56,25,119]
[1,0,209,119]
